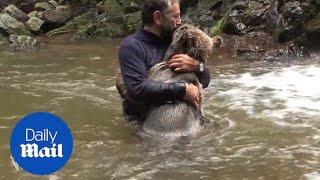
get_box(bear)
[116,24,221,138]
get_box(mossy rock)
[210,10,229,36]
[0,13,30,35]
[98,0,124,17]
[124,11,141,34]
[4,4,29,22]
[94,22,124,38]
[9,34,38,49]
[46,10,98,37]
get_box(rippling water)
[0,40,319,179]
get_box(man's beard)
[159,25,176,43]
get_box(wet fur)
[143,24,213,137]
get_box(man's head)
[142,0,181,41]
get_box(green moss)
[47,11,97,37]
[100,0,124,17]
[210,10,229,36]
[94,22,124,37]
[307,13,320,32]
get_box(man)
[118,0,210,122]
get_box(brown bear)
[117,24,220,138]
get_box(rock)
[123,11,141,34]
[42,10,68,24]
[273,1,305,43]
[9,34,38,49]
[72,10,141,40]
[49,0,59,7]
[56,5,71,17]
[4,4,29,22]
[18,1,37,14]
[305,12,320,48]
[27,11,37,18]
[98,0,124,16]
[46,10,98,37]
[25,16,44,32]
[0,33,8,45]
[118,0,141,13]
[35,2,53,11]
[0,13,29,35]
[41,9,70,32]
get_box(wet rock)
[223,1,270,35]
[35,2,53,11]
[4,4,29,22]
[9,34,38,49]
[273,1,305,43]
[46,10,98,37]
[25,16,44,32]
[0,13,29,35]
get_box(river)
[0,39,319,179]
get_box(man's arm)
[119,45,186,104]
[167,54,211,88]
[195,66,210,88]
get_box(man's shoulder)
[120,33,142,49]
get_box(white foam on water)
[217,65,320,126]
[304,172,320,180]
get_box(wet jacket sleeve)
[196,67,211,88]
[119,45,186,103]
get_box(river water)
[0,40,319,180]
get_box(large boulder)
[42,9,68,24]
[41,9,69,32]
[25,16,44,32]
[9,34,38,49]
[4,4,29,22]
[98,0,124,16]
[0,13,29,35]
[46,10,98,37]
[273,1,306,43]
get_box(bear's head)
[168,24,214,64]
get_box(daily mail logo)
[20,129,63,158]
[10,112,73,175]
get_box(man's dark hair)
[141,0,180,25]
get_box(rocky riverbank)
[0,0,319,59]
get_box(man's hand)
[167,54,199,72]
[184,83,200,109]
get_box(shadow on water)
[0,39,319,179]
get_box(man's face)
[159,2,181,42]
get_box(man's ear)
[153,11,162,26]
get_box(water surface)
[0,40,319,179]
